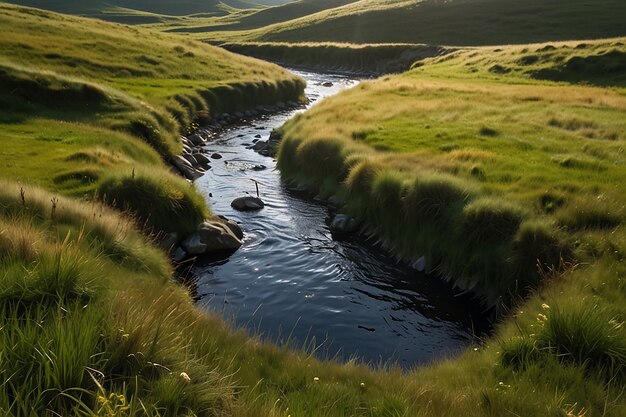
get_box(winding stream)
[193,70,489,368]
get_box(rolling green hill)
[0,2,303,228]
[1,0,286,23]
[199,0,626,45]
[164,0,357,33]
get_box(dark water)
[193,70,488,368]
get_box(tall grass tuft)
[556,198,622,231]
[98,171,209,237]
[0,218,41,262]
[404,174,472,227]
[499,336,541,371]
[0,181,171,281]
[369,169,409,235]
[512,219,571,286]
[0,245,96,307]
[500,302,626,381]
[0,301,106,414]
[538,303,626,381]
[461,197,526,245]
[346,160,382,197]
[295,138,350,184]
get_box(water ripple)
[193,70,489,368]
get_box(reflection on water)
[193,70,489,368]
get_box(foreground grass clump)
[277,37,626,304]
[500,302,626,381]
[1,182,624,417]
[98,171,209,237]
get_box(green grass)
[1,3,625,416]
[0,2,304,234]
[2,182,624,417]
[276,37,626,303]
[195,0,626,45]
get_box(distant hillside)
[254,0,297,4]
[1,0,283,23]
[202,0,626,45]
[167,0,357,33]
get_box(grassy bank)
[277,37,626,305]
[221,42,450,75]
[0,2,304,234]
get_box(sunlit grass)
[0,3,304,235]
[277,37,626,302]
[194,0,626,45]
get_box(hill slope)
[201,0,626,45]
[0,2,303,231]
[1,0,276,23]
[164,0,357,33]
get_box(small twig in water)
[250,179,260,197]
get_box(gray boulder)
[193,153,211,167]
[173,155,192,169]
[181,165,204,181]
[212,215,244,239]
[172,246,187,262]
[231,196,265,211]
[252,140,268,151]
[188,133,205,146]
[181,233,207,255]
[412,256,427,272]
[327,195,345,207]
[196,216,243,251]
[182,152,198,166]
[329,214,359,233]
[265,130,283,156]
[173,155,203,180]
[181,216,244,255]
